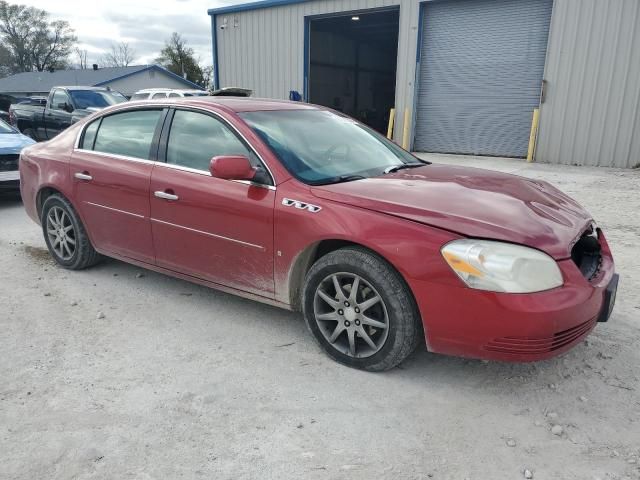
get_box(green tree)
[0,1,76,73]
[155,33,205,87]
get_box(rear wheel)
[302,247,422,371]
[41,194,100,269]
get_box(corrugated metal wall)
[537,0,640,168]
[215,0,422,144]
[214,0,640,167]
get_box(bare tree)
[0,1,76,73]
[101,42,136,68]
[200,65,213,90]
[74,46,88,69]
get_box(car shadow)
[37,248,587,387]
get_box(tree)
[74,46,88,69]
[0,1,76,73]
[102,42,136,68]
[30,19,75,72]
[155,33,205,87]
[0,43,12,77]
[200,65,213,91]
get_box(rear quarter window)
[80,119,100,149]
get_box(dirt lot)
[1,154,639,480]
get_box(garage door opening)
[307,9,399,134]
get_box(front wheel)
[302,247,422,371]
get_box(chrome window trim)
[74,148,155,165]
[150,218,265,251]
[153,161,276,190]
[73,103,277,188]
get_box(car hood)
[0,132,36,154]
[310,164,592,259]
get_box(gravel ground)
[1,154,639,480]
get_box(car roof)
[134,88,173,93]
[55,86,112,91]
[131,96,320,113]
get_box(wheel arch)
[286,238,420,319]
[36,186,66,220]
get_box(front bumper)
[412,239,616,362]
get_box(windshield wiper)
[384,163,426,174]
[313,174,367,186]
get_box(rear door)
[149,107,276,296]
[45,89,74,139]
[71,107,166,263]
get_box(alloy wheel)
[313,272,390,358]
[46,206,76,261]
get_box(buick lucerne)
[19,98,618,371]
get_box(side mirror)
[209,155,256,181]
[57,102,73,112]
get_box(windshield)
[239,110,423,185]
[183,92,209,97]
[0,118,16,134]
[69,90,128,109]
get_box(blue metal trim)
[212,15,220,89]
[208,0,309,16]
[303,16,310,101]
[94,65,204,90]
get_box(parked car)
[130,88,209,100]
[19,97,618,371]
[130,87,252,101]
[9,86,127,141]
[0,118,35,191]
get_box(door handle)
[154,190,179,201]
[74,172,93,181]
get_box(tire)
[302,247,422,371]
[22,128,37,141]
[41,194,100,270]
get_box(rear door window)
[151,92,167,99]
[92,109,162,160]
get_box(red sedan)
[19,98,618,371]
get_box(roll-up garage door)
[413,0,553,157]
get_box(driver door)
[150,108,276,296]
[45,89,73,139]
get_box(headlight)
[441,239,563,293]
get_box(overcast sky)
[18,0,245,66]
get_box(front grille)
[0,154,19,172]
[484,317,596,355]
[571,226,602,281]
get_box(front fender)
[274,181,462,308]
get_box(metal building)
[209,0,640,168]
